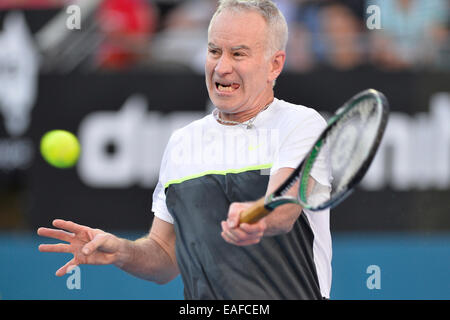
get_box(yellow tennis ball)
[40,130,81,168]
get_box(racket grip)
[239,197,271,224]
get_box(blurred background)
[0,0,449,300]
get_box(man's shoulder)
[272,98,326,126]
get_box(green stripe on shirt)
[164,163,273,188]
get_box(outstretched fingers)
[37,227,75,242]
[52,219,86,235]
[38,243,71,253]
[37,226,74,253]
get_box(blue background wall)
[1,232,449,300]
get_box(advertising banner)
[1,71,449,232]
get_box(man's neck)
[219,97,274,123]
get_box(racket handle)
[239,197,271,224]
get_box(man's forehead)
[207,9,268,51]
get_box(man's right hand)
[37,219,123,276]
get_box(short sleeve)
[151,180,174,224]
[151,132,176,224]
[271,110,331,187]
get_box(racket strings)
[303,98,381,207]
[330,99,378,193]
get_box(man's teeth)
[218,84,238,92]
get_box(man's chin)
[212,105,239,115]
[210,98,237,113]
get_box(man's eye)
[209,49,219,55]
[233,52,247,58]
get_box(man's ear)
[268,50,286,83]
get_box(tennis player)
[38,0,332,300]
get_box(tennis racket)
[239,88,389,224]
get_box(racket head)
[297,89,389,211]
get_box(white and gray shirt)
[152,98,332,299]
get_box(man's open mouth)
[215,82,240,93]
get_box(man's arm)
[38,217,179,284]
[114,217,179,284]
[261,167,303,235]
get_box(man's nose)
[214,54,233,75]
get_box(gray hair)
[208,0,289,58]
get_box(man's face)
[205,9,276,114]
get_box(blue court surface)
[0,232,448,300]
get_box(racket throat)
[265,195,299,211]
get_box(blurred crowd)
[1,0,449,72]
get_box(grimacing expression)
[205,9,281,115]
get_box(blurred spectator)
[162,0,216,30]
[318,1,367,70]
[286,19,316,72]
[287,0,323,71]
[274,0,304,25]
[275,0,316,72]
[366,0,449,70]
[287,0,367,71]
[149,0,217,73]
[95,0,159,71]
